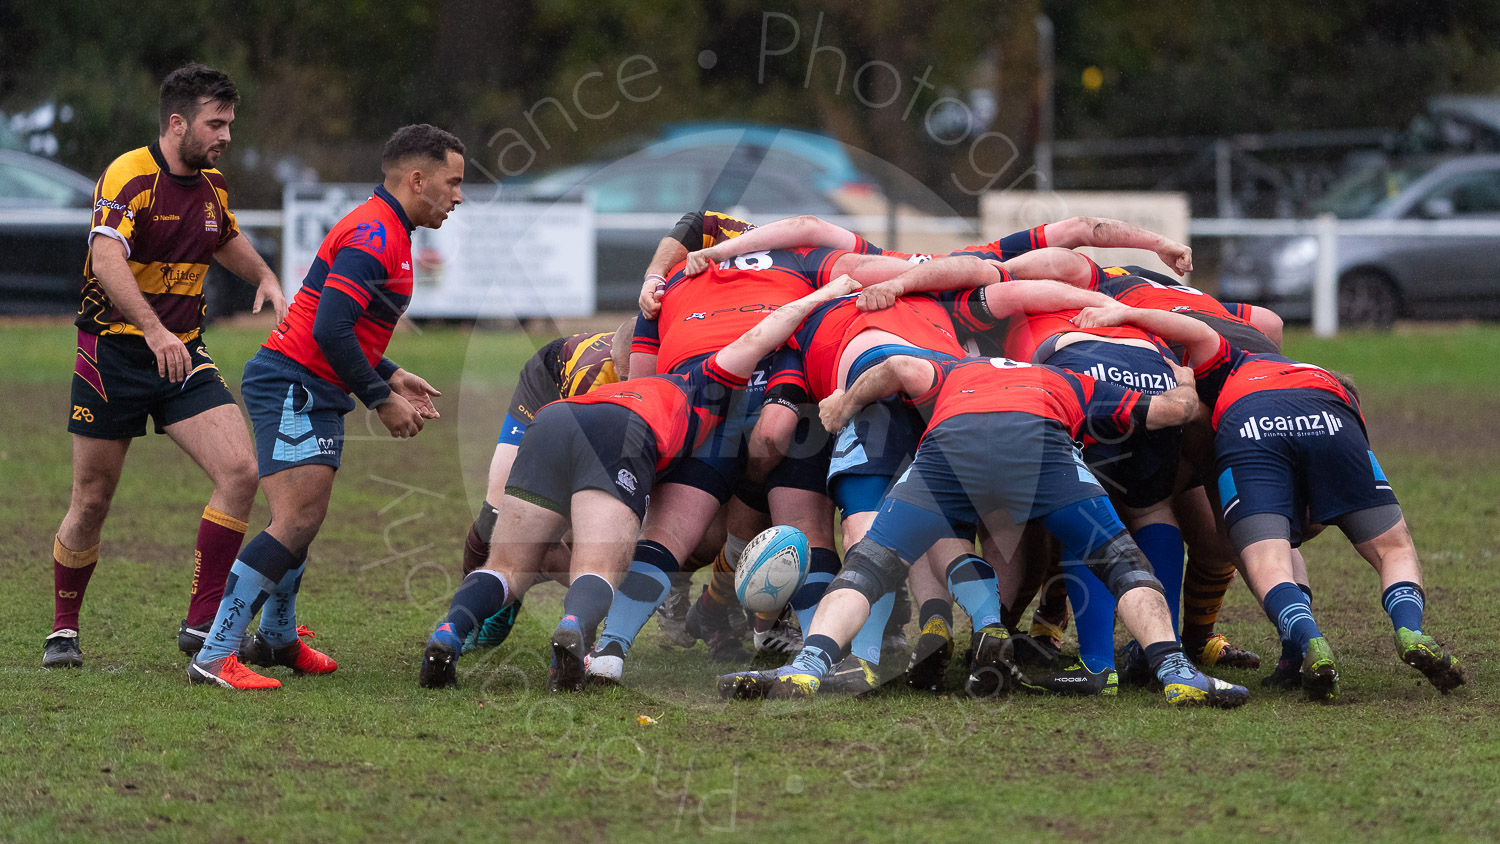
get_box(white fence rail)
[1189,215,1500,336]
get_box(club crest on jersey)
[350,220,387,254]
[203,202,218,232]
[616,469,637,494]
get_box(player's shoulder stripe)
[96,148,160,201]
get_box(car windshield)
[1312,163,1437,218]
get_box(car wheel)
[1338,270,1399,329]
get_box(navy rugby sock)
[594,540,677,658]
[1381,581,1424,634]
[789,547,841,632]
[560,573,615,635]
[432,570,512,651]
[1262,581,1322,657]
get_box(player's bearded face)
[179,101,234,170]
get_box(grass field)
[2,316,1498,842]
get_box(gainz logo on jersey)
[1238,411,1344,441]
[1084,363,1176,392]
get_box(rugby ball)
[734,525,811,614]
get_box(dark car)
[515,133,863,309]
[1219,155,1500,325]
[0,149,266,318]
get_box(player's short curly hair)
[159,63,239,133]
[382,124,466,173]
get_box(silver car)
[1219,155,1500,326]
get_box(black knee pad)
[1081,531,1163,599]
[826,539,907,604]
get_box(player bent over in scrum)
[1074,303,1465,701]
[720,353,1250,708]
[419,277,864,691]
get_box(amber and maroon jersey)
[550,331,619,398]
[78,143,239,341]
[632,246,851,374]
[565,354,747,471]
[906,357,1149,447]
[767,292,972,405]
[263,185,413,403]
[1193,337,1360,431]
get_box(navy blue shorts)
[827,396,926,506]
[506,401,657,521]
[68,330,237,439]
[1215,389,1397,541]
[655,353,770,503]
[883,411,1105,530]
[1043,340,1183,508]
[766,409,836,495]
[242,348,356,477]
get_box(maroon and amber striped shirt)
[77,142,239,341]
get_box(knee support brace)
[1078,531,1163,600]
[825,538,907,604]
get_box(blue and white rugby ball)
[734,525,810,614]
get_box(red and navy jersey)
[909,357,1148,446]
[1001,309,1161,363]
[1098,264,1265,330]
[1193,337,1360,431]
[767,292,972,405]
[864,224,1049,264]
[264,185,414,404]
[632,247,850,374]
[566,354,747,471]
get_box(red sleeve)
[1192,335,1234,407]
[703,355,750,388]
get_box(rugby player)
[418,277,865,691]
[584,244,922,685]
[1074,303,1465,700]
[46,64,286,668]
[187,124,462,689]
[722,338,1250,708]
[861,250,1266,683]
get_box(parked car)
[0,149,268,319]
[1219,155,1500,326]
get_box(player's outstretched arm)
[983,279,1115,320]
[854,255,998,311]
[999,247,1098,288]
[714,276,861,379]
[214,233,287,320]
[684,215,861,276]
[1073,303,1221,366]
[818,355,937,433]
[1044,216,1193,275]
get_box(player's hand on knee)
[145,326,191,382]
[377,393,424,438]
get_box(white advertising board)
[282,184,594,318]
[981,191,1191,278]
